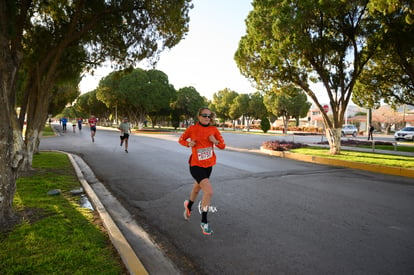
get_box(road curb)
[260,147,414,179]
[66,153,149,275]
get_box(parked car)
[341,124,358,137]
[394,126,414,141]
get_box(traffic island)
[260,147,414,179]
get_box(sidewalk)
[65,152,180,275]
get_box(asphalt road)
[40,125,414,275]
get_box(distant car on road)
[341,124,358,137]
[394,126,414,141]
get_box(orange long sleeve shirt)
[178,123,226,167]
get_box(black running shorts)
[190,166,212,184]
[120,133,129,140]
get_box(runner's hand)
[209,135,219,145]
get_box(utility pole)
[115,104,118,124]
[367,108,372,133]
[403,104,406,126]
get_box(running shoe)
[200,222,212,235]
[125,149,128,153]
[183,200,191,220]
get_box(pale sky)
[79,0,332,104]
[79,0,255,100]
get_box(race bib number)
[197,147,213,161]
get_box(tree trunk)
[385,125,390,135]
[326,127,342,154]
[21,82,51,171]
[283,115,288,134]
[245,115,250,132]
[0,116,24,227]
[21,127,41,171]
[0,58,24,227]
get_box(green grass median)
[358,144,414,153]
[292,147,414,169]
[0,152,126,274]
[42,124,55,136]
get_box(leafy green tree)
[171,86,206,126]
[228,92,266,131]
[171,108,181,129]
[145,69,177,127]
[1,0,192,227]
[211,88,238,128]
[96,70,130,118]
[249,92,268,127]
[290,91,312,126]
[264,86,311,133]
[235,0,380,154]
[75,90,110,120]
[96,68,176,127]
[21,80,80,158]
[18,44,85,170]
[353,0,414,107]
[368,0,413,24]
[230,93,250,130]
[48,82,82,119]
[116,68,153,126]
[373,105,402,134]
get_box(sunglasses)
[199,113,212,118]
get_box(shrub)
[262,140,308,151]
[172,120,179,129]
[260,117,271,133]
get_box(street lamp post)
[321,105,329,143]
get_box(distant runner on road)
[77,118,83,131]
[88,115,97,142]
[118,117,131,153]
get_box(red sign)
[323,104,329,113]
